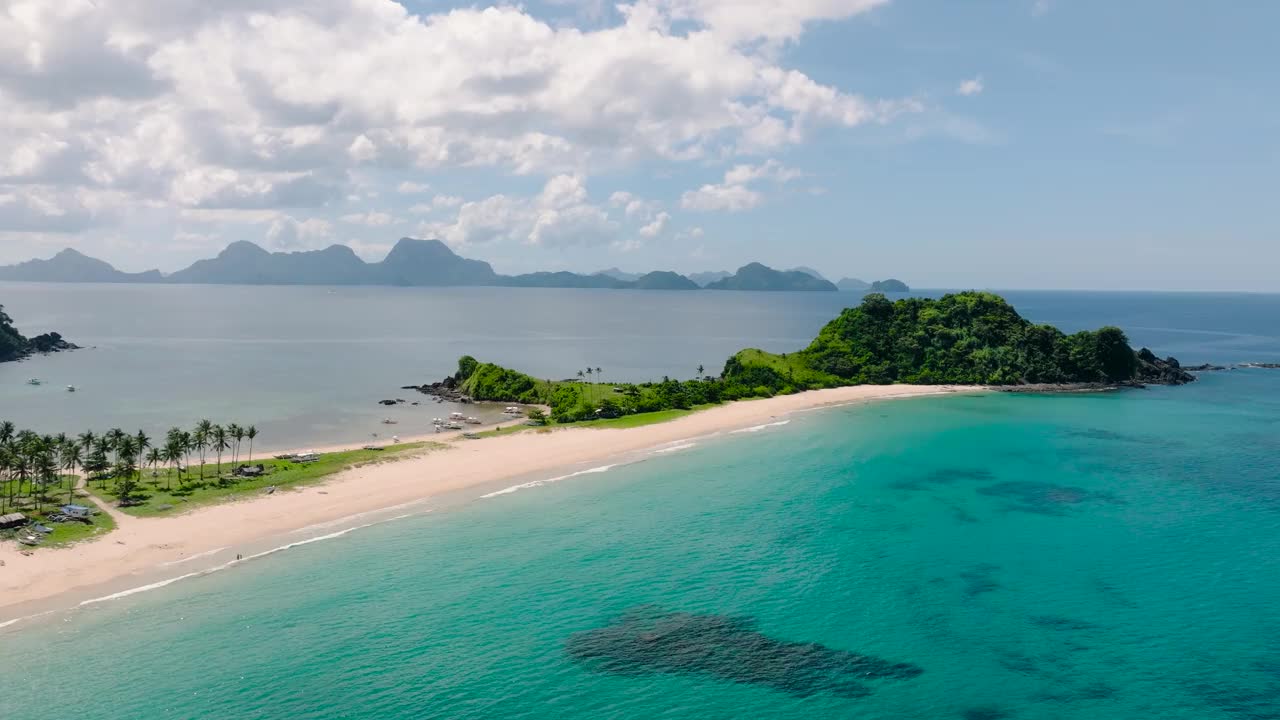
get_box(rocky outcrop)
[1135,348,1196,385]
[25,332,80,355]
[401,376,472,403]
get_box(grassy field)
[469,404,719,436]
[93,442,439,517]
[575,405,716,429]
[1,493,117,550]
[731,348,839,388]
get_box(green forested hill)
[428,292,1194,425]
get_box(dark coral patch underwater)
[565,606,922,698]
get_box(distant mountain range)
[0,249,164,284]
[687,271,732,287]
[705,263,838,292]
[0,240,905,293]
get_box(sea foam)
[481,464,618,499]
[731,419,791,434]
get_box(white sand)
[0,385,981,623]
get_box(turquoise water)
[2,370,1278,719]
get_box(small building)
[0,512,28,530]
[59,504,92,520]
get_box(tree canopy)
[443,291,1191,425]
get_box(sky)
[0,0,1276,290]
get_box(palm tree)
[145,448,163,481]
[211,425,229,476]
[0,420,14,446]
[135,430,151,486]
[193,420,213,482]
[90,437,112,489]
[33,443,57,512]
[162,439,183,491]
[246,426,258,463]
[105,428,126,463]
[113,435,139,502]
[60,440,83,505]
[229,424,245,466]
[0,444,12,513]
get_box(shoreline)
[0,384,984,629]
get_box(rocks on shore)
[1135,348,1196,386]
[401,376,473,403]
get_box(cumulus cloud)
[0,1,910,193]
[0,187,99,233]
[265,215,333,249]
[638,211,671,238]
[339,212,397,227]
[428,175,620,248]
[0,0,927,266]
[957,76,985,97]
[681,159,799,212]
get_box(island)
[0,248,163,284]
[869,278,910,293]
[0,304,78,363]
[704,263,837,292]
[836,277,870,291]
[688,271,732,287]
[411,291,1194,424]
[0,241,888,293]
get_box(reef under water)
[565,606,923,698]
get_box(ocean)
[1,287,1278,719]
[1,284,1277,449]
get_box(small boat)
[381,418,398,425]
[66,385,77,393]
[27,378,42,386]
[502,406,522,415]
[465,417,482,425]
[444,422,464,430]
[449,411,466,420]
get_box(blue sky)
[1,0,1276,290]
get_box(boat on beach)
[503,406,522,415]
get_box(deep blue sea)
[1,287,1278,719]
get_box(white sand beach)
[0,385,981,624]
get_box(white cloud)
[680,159,798,212]
[396,181,430,194]
[1032,0,1052,17]
[656,0,889,44]
[429,175,619,248]
[681,184,763,212]
[432,194,463,209]
[0,1,915,232]
[0,186,99,233]
[339,212,396,227]
[638,211,670,238]
[265,216,333,249]
[957,76,985,97]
